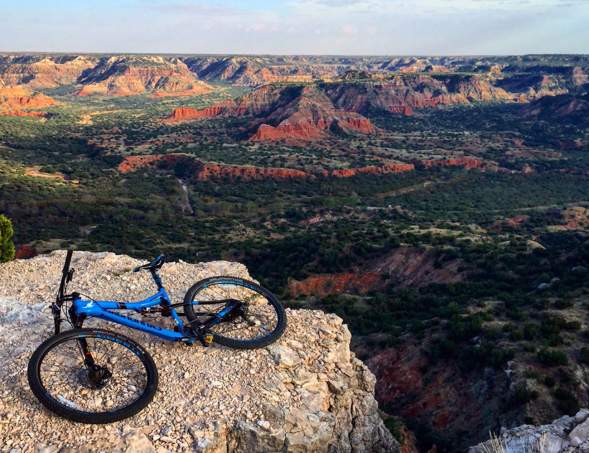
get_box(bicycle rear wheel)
[27,328,158,424]
[183,276,287,349]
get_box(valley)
[1,53,589,451]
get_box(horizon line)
[2,50,589,58]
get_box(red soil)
[288,272,383,298]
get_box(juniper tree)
[0,214,15,263]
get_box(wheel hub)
[86,365,112,389]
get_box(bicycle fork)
[75,337,112,389]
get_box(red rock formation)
[0,86,56,116]
[117,154,191,173]
[250,122,326,141]
[521,92,589,122]
[0,56,97,89]
[324,75,513,115]
[166,105,227,123]
[77,56,213,97]
[118,154,310,181]
[289,272,383,298]
[165,85,376,142]
[490,214,530,233]
[247,87,376,142]
[367,340,510,451]
[371,246,465,288]
[119,153,419,182]
[336,116,376,134]
[183,56,325,87]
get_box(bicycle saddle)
[133,255,165,273]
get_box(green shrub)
[511,384,539,406]
[579,347,589,366]
[523,323,540,340]
[553,388,580,415]
[448,314,483,341]
[0,214,15,263]
[537,348,569,366]
[384,417,405,443]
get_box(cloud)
[290,0,589,14]
[0,0,587,54]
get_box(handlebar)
[133,255,165,289]
[133,255,165,273]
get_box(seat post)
[150,269,163,290]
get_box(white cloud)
[0,0,587,54]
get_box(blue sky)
[0,0,588,54]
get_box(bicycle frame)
[72,289,187,341]
[57,251,240,344]
[72,289,240,343]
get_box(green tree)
[0,214,16,263]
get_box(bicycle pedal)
[204,334,214,345]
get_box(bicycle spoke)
[39,335,149,414]
[189,282,278,342]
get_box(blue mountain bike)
[27,251,286,423]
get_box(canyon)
[2,52,589,453]
[0,85,56,116]
[166,84,378,142]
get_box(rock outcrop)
[289,272,383,298]
[0,85,56,116]
[367,339,510,451]
[166,105,227,122]
[0,251,398,452]
[289,247,465,298]
[165,75,516,142]
[183,56,329,87]
[0,55,97,88]
[323,75,513,115]
[118,153,418,182]
[521,92,589,125]
[76,56,213,97]
[117,154,312,181]
[469,409,589,453]
[165,85,376,142]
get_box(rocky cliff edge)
[470,409,589,453]
[0,251,398,452]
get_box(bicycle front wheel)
[183,276,287,349]
[27,328,158,424]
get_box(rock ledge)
[470,409,589,453]
[0,251,398,452]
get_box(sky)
[0,0,588,55]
